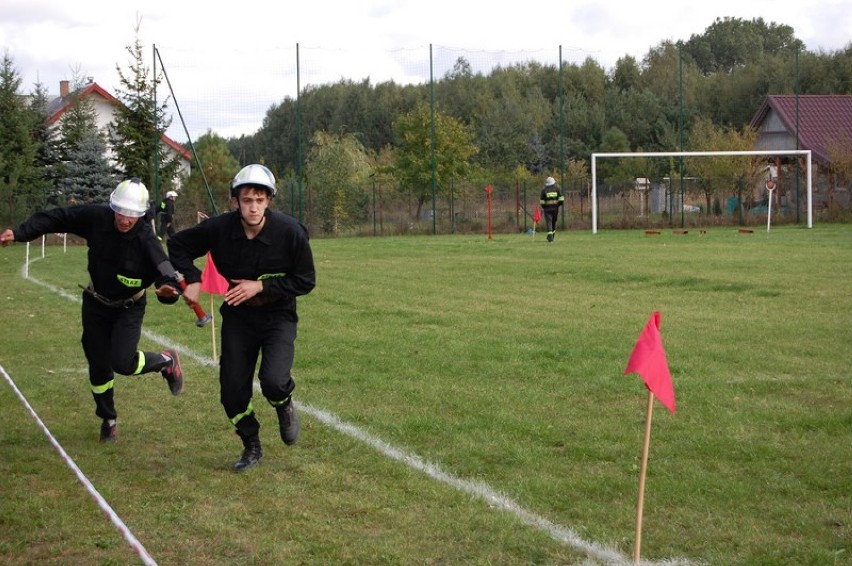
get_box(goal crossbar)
[590,149,813,233]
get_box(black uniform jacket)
[13,204,176,301]
[539,187,564,210]
[167,210,316,320]
[159,198,175,221]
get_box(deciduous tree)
[393,103,478,220]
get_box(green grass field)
[1,225,850,565]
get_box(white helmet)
[545,176,556,187]
[231,164,276,197]
[166,191,178,198]
[109,178,149,217]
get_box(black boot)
[100,419,117,443]
[233,433,262,472]
[274,399,300,445]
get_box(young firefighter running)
[0,179,185,443]
[167,164,316,472]
[539,176,565,242]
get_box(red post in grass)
[485,185,494,240]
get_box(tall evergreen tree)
[0,53,43,224]
[29,80,65,205]
[56,129,117,205]
[59,77,100,151]
[109,22,181,201]
[47,76,118,205]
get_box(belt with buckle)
[79,284,145,308]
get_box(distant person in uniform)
[539,176,565,243]
[158,191,179,240]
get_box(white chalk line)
[14,256,695,566]
[0,364,158,566]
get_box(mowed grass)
[0,225,850,565]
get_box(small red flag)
[624,312,676,413]
[200,252,229,295]
[533,208,541,223]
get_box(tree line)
[212,16,850,231]
[2,17,850,231]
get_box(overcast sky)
[3,0,850,142]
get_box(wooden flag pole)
[209,294,218,361]
[634,390,655,563]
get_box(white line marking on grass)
[20,266,695,566]
[0,364,158,566]
[301,404,632,564]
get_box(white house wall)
[50,91,190,191]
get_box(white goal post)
[590,149,813,234]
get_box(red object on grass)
[624,312,676,413]
[200,252,229,295]
[533,208,541,223]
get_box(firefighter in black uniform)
[158,190,178,240]
[168,164,316,472]
[0,179,185,443]
[539,176,565,242]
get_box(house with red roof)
[750,94,852,210]
[45,79,192,193]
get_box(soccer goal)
[590,150,813,234]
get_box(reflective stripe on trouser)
[91,380,116,421]
[229,400,261,439]
[219,304,297,438]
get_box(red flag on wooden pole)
[624,311,676,413]
[199,252,227,361]
[200,253,229,296]
[625,311,676,563]
[533,207,541,223]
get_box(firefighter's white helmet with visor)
[545,176,556,187]
[109,178,149,218]
[231,164,277,198]
[166,190,178,198]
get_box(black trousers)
[80,293,170,420]
[159,219,175,239]
[219,303,297,438]
[543,207,560,232]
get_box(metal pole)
[296,43,303,223]
[429,44,437,235]
[795,47,801,224]
[559,45,566,230]
[678,43,685,228]
[152,44,161,202]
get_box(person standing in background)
[539,176,565,242]
[158,191,179,240]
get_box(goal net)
[589,150,813,234]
